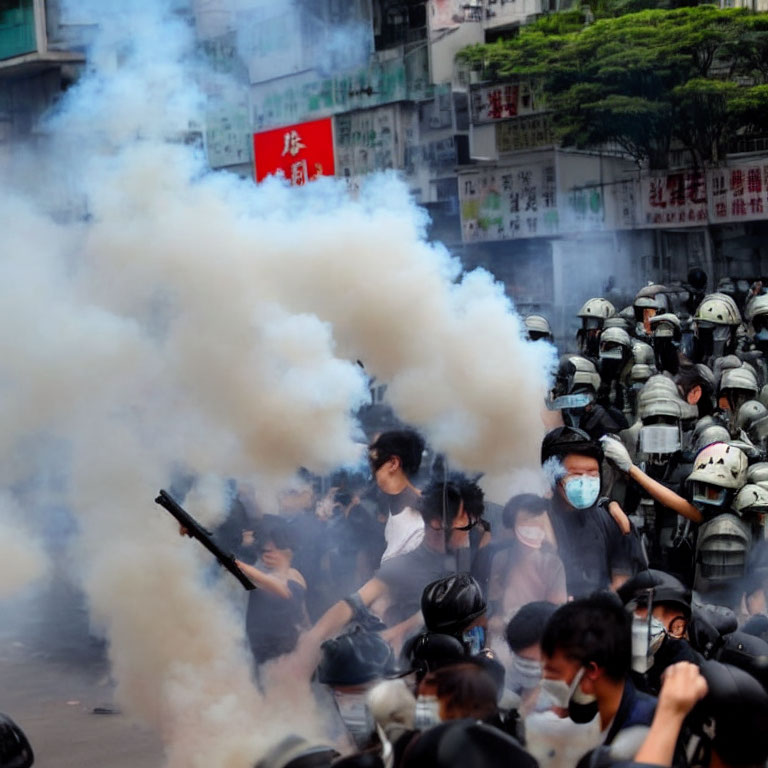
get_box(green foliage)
[458,5,768,168]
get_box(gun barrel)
[155,489,256,591]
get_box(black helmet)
[0,714,33,768]
[421,573,486,635]
[316,628,395,687]
[255,736,338,768]
[540,426,603,465]
[421,574,486,636]
[400,720,537,768]
[689,661,768,767]
[715,630,768,689]
[617,569,691,617]
[405,632,468,680]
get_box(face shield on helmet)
[640,415,682,456]
[695,321,732,359]
[690,481,728,508]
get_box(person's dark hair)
[261,518,298,552]
[676,364,714,416]
[457,476,485,523]
[541,593,631,681]
[419,480,477,527]
[501,494,550,530]
[369,429,425,476]
[505,601,559,653]
[422,663,498,720]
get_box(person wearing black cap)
[541,427,635,597]
[617,569,699,695]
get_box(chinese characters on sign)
[253,118,335,185]
[459,163,559,242]
[640,171,708,227]
[709,164,768,222]
[496,115,555,153]
[469,83,539,124]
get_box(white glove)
[600,435,633,474]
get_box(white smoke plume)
[0,494,49,599]
[0,1,555,765]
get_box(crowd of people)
[8,271,768,768]
[237,269,768,768]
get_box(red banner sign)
[253,118,335,185]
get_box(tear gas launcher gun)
[155,489,256,591]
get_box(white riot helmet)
[745,293,768,323]
[694,293,742,326]
[524,314,552,341]
[732,483,768,520]
[693,424,732,454]
[637,376,694,457]
[599,327,631,361]
[578,298,616,323]
[649,312,682,340]
[747,462,768,485]
[549,355,601,412]
[695,513,751,592]
[578,298,615,357]
[688,442,748,508]
[632,341,655,367]
[720,365,759,415]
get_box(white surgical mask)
[631,616,667,674]
[640,424,681,455]
[413,694,442,730]
[516,524,547,549]
[334,691,375,748]
[510,653,542,692]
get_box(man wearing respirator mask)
[541,427,634,598]
[539,594,656,751]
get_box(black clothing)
[633,637,701,695]
[550,495,633,598]
[603,678,657,746]
[246,579,306,664]
[580,405,629,441]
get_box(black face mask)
[568,698,599,724]
[578,329,600,358]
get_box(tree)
[458,6,768,169]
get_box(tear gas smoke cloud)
[0,495,49,599]
[1,0,554,765]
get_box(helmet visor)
[692,482,727,507]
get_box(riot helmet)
[687,442,748,510]
[694,513,751,592]
[524,314,553,342]
[746,292,768,350]
[577,298,615,357]
[718,365,758,415]
[692,419,731,454]
[693,293,741,361]
[549,355,600,427]
[650,313,682,374]
[637,375,696,459]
